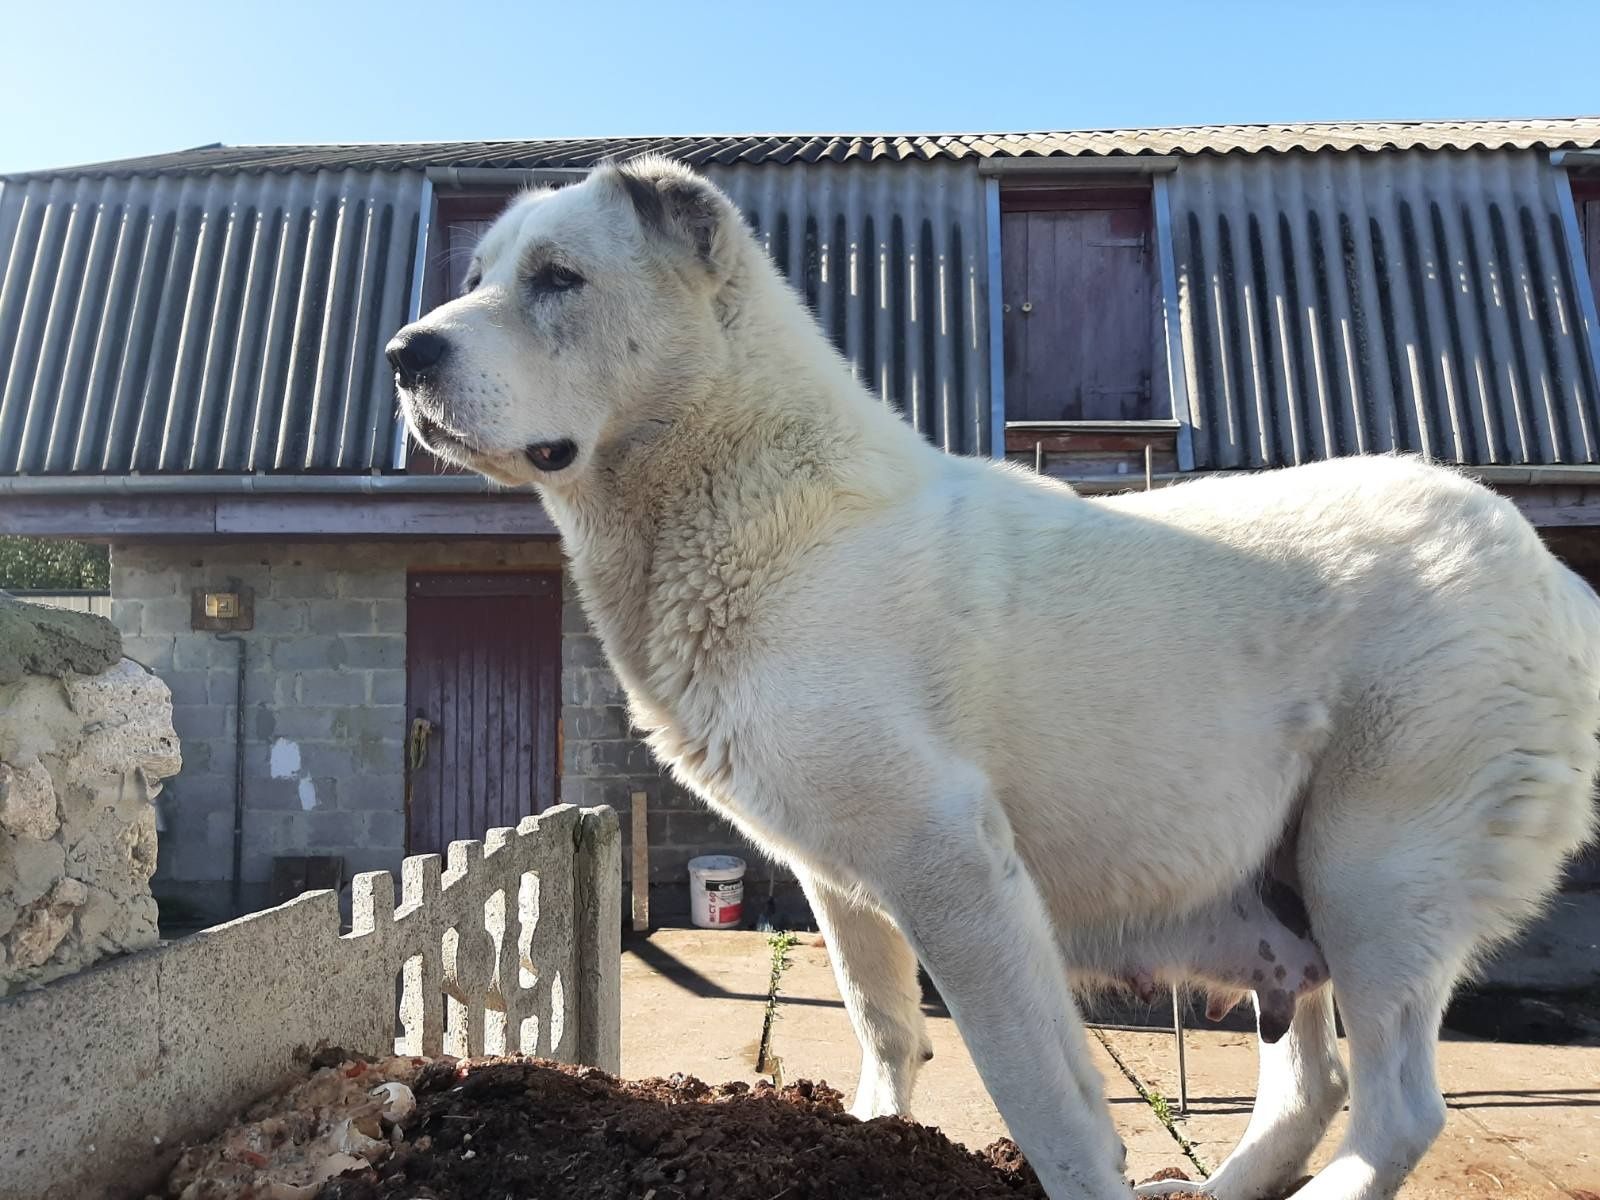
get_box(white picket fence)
[0,803,621,1200]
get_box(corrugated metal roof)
[706,162,991,455]
[1170,150,1600,468]
[0,169,422,473]
[13,118,1600,180]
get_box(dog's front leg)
[798,870,932,1119]
[860,780,1130,1199]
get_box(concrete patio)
[622,929,1600,1199]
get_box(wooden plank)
[0,495,217,537]
[631,790,650,933]
[1004,429,1179,455]
[213,494,556,536]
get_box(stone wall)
[111,541,778,924]
[0,597,180,995]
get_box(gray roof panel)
[11,118,1600,181]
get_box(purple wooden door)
[1002,191,1155,422]
[406,572,562,855]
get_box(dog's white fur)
[392,159,1600,1200]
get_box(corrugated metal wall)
[707,162,992,456]
[0,170,423,474]
[1170,151,1600,469]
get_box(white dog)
[387,158,1600,1200]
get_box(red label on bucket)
[705,877,743,926]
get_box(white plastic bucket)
[688,855,746,929]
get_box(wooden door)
[1002,190,1155,422]
[405,572,562,855]
[1576,184,1599,319]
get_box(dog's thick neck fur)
[539,219,948,743]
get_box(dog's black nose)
[386,329,448,387]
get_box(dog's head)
[387,158,743,488]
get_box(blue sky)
[2,0,1597,175]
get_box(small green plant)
[1092,1028,1209,1177]
[755,930,800,1081]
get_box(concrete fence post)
[574,805,624,1074]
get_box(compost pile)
[157,1052,1216,1200]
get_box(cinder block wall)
[111,541,779,924]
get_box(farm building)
[2,117,1599,922]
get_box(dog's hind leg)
[1189,987,1347,1200]
[798,871,931,1120]
[851,766,1130,1199]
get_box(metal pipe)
[424,166,589,189]
[214,631,247,917]
[0,473,512,496]
[979,156,1180,177]
[1172,986,1189,1114]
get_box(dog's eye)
[461,267,482,296]
[527,263,585,297]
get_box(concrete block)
[342,635,405,670]
[294,743,358,778]
[665,808,741,848]
[587,668,627,707]
[120,635,176,672]
[257,706,340,740]
[564,667,627,708]
[250,601,306,635]
[140,596,195,634]
[173,636,229,671]
[249,777,320,812]
[338,774,403,812]
[365,809,406,847]
[580,739,657,778]
[0,953,163,1199]
[568,705,632,740]
[355,738,403,774]
[305,809,366,849]
[370,599,406,633]
[268,566,336,598]
[336,570,406,600]
[160,670,211,707]
[269,635,347,671]
[173,737,214,774]
[113,563,179,598]
[110,598,144,634]
[368,670,407,705]
[304,598,379,632]
[563,634,611,671]
[171,703,228,740]
[207,668,247,705]
[331,705,406,741]
[295,670,367,707]
[562,601,592,634]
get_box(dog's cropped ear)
[609,157,736,276]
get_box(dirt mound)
[160,1053,1237,1199]
[321,1057,1049,1200]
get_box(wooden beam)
[630,790,649,933]
[0,495,217,538]
[1,491,557,538]
[214,494,556,536]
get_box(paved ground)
[622,929,1600,1198]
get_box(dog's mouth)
[406,408,578,480]
[524,440,578,473]
[409,410,475,459]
